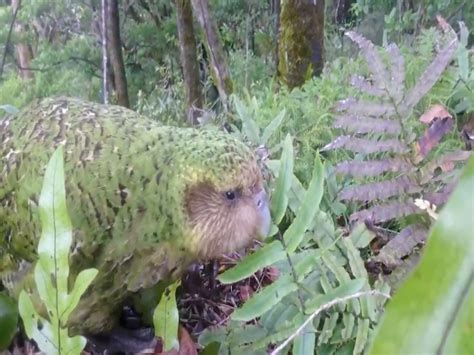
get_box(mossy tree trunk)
[106,0,130,108]
[176,0,203,125]
[278,0,325,89]
[191,0,233,112]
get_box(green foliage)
[0,292,18,349]
[18,147,98,355]
[202,139,389,354]
[153,281,180,352]
[369,156,474,354]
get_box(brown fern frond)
[327,21,464,275]
[403,37,458,111]
[373,225,427,267]
[333,115,401,134]
[334,158,412,177]
[338,177,421,202]
[349,201,420,224]
[337,98,395,117]
[322,136,408,154]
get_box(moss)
[278,0,325,89]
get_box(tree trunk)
[176,0,203,125]
[191,0,232,112]
[11,0,34,80]
[278,0,325,89]
[106,0,130,107]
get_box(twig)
[0,1,20,79]
[269,290,391,355]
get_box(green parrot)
[0,97,270,336]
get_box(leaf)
[373,225,427,267]
[322,136,408,154]
[353,318,370,354]
[271,134,293,224]
[234,96,260,144]
[422,150,472,177]
[217,241,286,284]
[232,252,318,321]
[337,98,395,117]
[349,223,376,249]
[349,201,420,224]
[18,147,95,355]
[333,115,401,134]
[345,32,390,92]
[284,153,324,252]
[404,36,458,110]
[419,104,452,124]
[414,116,455,162]
[343,238,377,322]
[293,325,315,355]
[305,279,366,313]
[334,158,412,178]
[369,156,474,354]
[338,176,421,202]
[0,104,19,115]
[154,281,180,352]
[386,43,405,103]
[350,75,385,96]
[231,275,298,321]
[0,292,18,349]
[318,313,340,345]
[261,109,285,145]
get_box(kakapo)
[0,97,271,335]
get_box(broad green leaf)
[284,153,324,252]
[63,268,99,321]
[217,241,285,284]
[293,325,315,355]
[318,312,339,345]
[0,292,18,349]
[261,109,286,145]
[234,96,260,144]
[231,275,298,321]
[343,238,377,321]
[232,252,319,321]
[369,156,474,354]
[353,318,370,354]
[271,134,293,224]
[349,223,376,249]
[18,147,95,355]
[153,281,180,352]
[341,313,355,341]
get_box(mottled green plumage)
[0,97,265,334]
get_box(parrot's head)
[179,129,271,260]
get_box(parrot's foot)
[86,327,156,354]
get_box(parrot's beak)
[255,189,271,239]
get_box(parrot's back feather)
[1,97,268,334]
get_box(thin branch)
[270,290,391,355]
[0,1,21,79]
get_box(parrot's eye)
[225,190,236,200]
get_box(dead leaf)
[239,285,253,301]
[414,116,454,163]
[419,104,451,124]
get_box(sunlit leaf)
[153,281,180,352]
